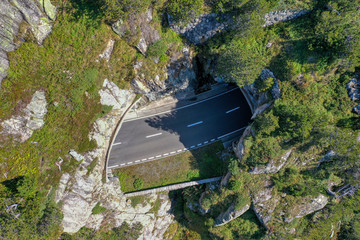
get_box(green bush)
[146,40,168,58]
[92,202,107,215]
[167,0,204,22]
[228,179,243,191]
[133,178,144,190]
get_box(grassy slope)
[115,141,225,192]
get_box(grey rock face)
[347,78,360,101]
[250,149,293,174]
[284,194,328,223]
[354,104,360,115]
[252,181,280,229]
[169,13,231,45]
[0,0,56,87]
[112,7,160,55]
[214,203,250,227]
[1,90,47,142]
[264,10,309,27]
[131,46,197,101]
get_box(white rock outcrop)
[56,86,174,238]
[98,39,115,62]
[264,10,309,27]
[99,79,133,110]
[1,90,47,142]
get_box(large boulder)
[252,181,280,229]
[214,203,250,227]
[284,194,328,223]
[264,10,310,27]
[1,90,47,142]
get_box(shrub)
[92,202,107,214]
[146,40,168,58]
[133,178,144,190]
[167,0,204,22]
[228,179,243,191]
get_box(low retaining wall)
[125,177,222,197]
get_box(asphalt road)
[108,87,251,169]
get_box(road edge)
[104,96,142,182]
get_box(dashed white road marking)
[187,121,203,127]
[108,164,119,169]
[113,142,122,146]
[226,106,240,114]
[146,132,163,138]
[112,128,247,169]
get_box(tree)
[102,0,152,22]
[167,0,204,22]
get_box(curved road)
[108,87,251,169]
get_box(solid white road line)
[218,127,247,139]
[146,132,163,138]
[113,142,122,146]
[108,164,119,168]
[226,106,240,114]
[187,121,204,127]
[124,87,238,122]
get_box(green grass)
[0,13,137,182]
[114,141,225,192]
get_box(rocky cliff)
[0,0,56,87]
[55,79,174,239]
